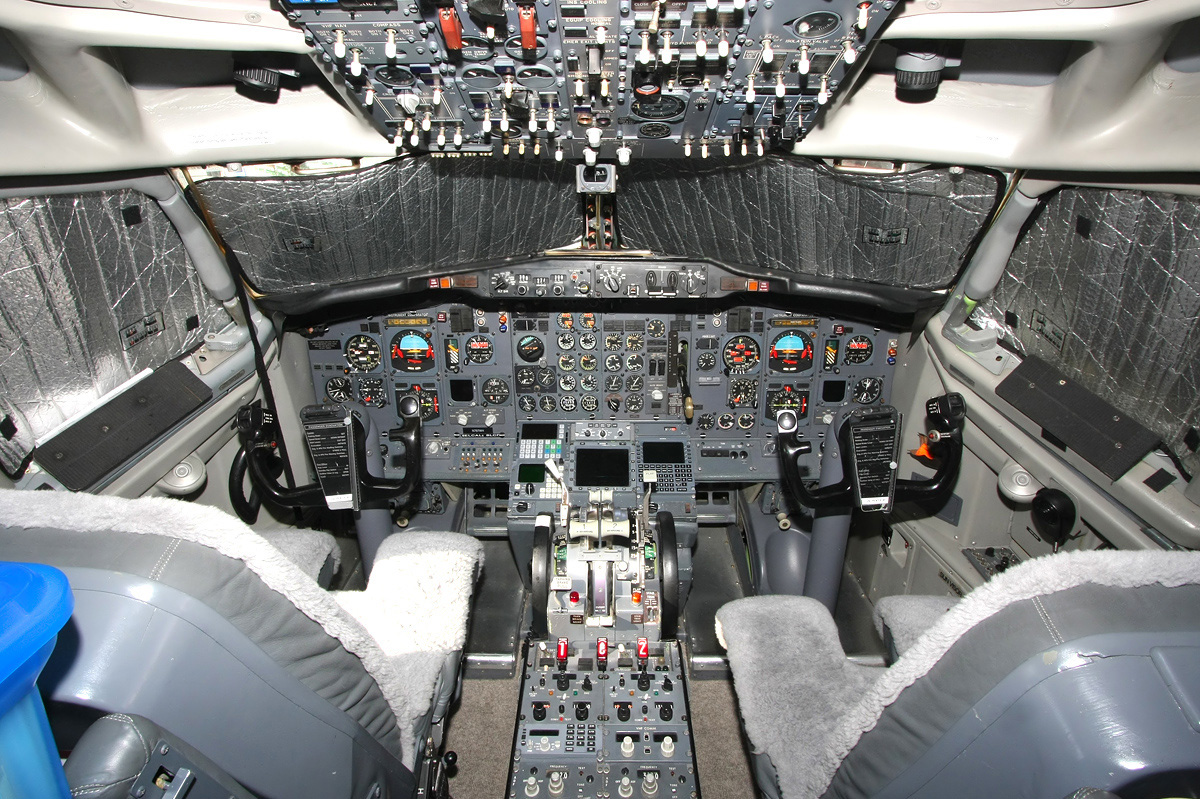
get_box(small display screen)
[522,423,558,439]
[450,379,474,402]
[576,448,630,487]
[822,380,846,403]
[642,441,686,464]
[518,463,546,483]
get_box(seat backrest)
[0,488,481,799]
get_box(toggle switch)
[718,31,729,58]
[365,87,375,106]
[586,125,603,147]
[661,31,674,64]
[596,25,607,45]
[723,139,731,156]
[555,146,564,161]
[762,39,773,65]
[385,29,398,60]
[584,147,598,165]
[504,76,515,98]
[454,127,463,146]
[857,1,871,30]
[700,140,709,158]
[775,73,785,97]
[421,112,432,131]
[500,108,510,132]
[437,126,446,147]
[683,139,692,157]
[843,40,858,64]
[818,75,830,104]
[349,49,363,77]
[334,30,346,60]
[745,75,755,103]
[637,31,653,65]
[695,37,707,58]
[798,44,810,74]
[483,107,492,132]
[617,143,631,165]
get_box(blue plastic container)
[0,562,74,799]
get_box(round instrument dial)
[536,367,556,388]
[557,312,575,330]
[728,378,759,408]
[481,377,510,404]
[516,367,536,388]
[626,394,644,413]
[605,354,623,372]
[325,376,353,403]
[605,374,623,392]
[580,354,598,371]
[581,374,597,391]
[358,378,386,408]
[737,413,756,430]
[389,330,435,372]
[559,373,577,391]
[517,335,545,363]
[853,377,883,405]
[625,375,643,391]
[558,332,575,350]
[518,395,536,412]
[579,333,597,350]
[844,335,874,365]
[697,414,715,431]
[560,395,578,412]
[766,387,809,421]
[579,313,597,329]
[630,93,686,120]
[626,354,644,371]
[697,352,717,371]
[465,334,494,364]
[793,11,841,38]
[647,319,666,338]
[605,394,622,412]
[717,413,735,430]
[722,336,761,373]
[540,395,558,413]
[769,331,814,374]
[626,333,645,351]
[558,354,577,371]
[581,395,599,413]
[345,334,382,372]
[605,333,623,351]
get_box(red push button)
[636,637,649,660]
[557,637,569,665]
[597,637,608,670]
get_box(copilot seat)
[717,550,1200,799]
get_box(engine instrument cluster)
[278,0,899,160]
[304,260,900,482]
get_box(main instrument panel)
[304,260,900,483]
[278,0,899,160]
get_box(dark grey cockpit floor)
[445,675,756,798]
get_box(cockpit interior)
[1,1,1199,798]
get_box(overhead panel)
[277,0,900,160]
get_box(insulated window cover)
[0,190,229,475]
[616,158,1000,289]
[193,156,581,295]
[984,186,1200,476]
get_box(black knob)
[399,395,420,418]
[776,410,798,433]
[443,751,458,767]
[533,703,547,721]
[575,703,589,721]
[637,673,651,691]
[662,676,673,692]
[1031,488,1076,550]
[658,703,673,721]
[582,676,593,691]
[617,703,631,722]
[557,675,570,691]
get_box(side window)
[0,189,231,477]
[981,186,1200,476]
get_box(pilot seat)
[0,488,482,799]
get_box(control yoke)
[776,393,966,512]
[235,396,423,512]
